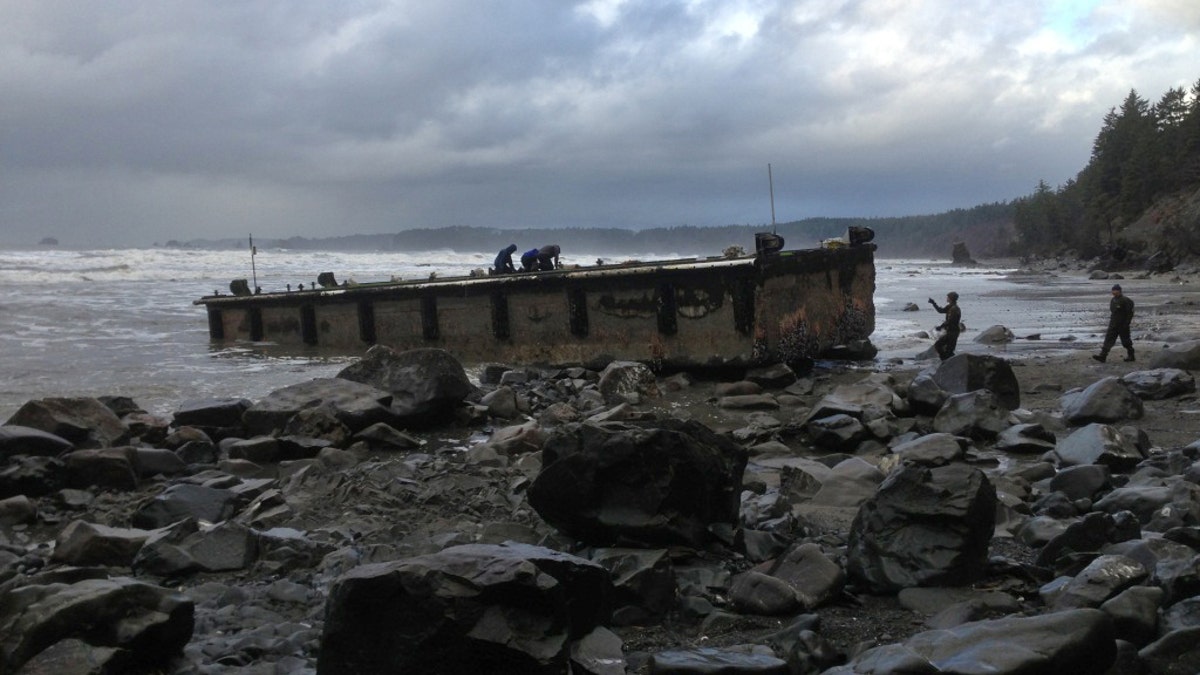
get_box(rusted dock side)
[195,245,875,370]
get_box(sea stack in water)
[951,241,976,264]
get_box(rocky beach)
[4,262,1200,674]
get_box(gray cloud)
[0,0,1195,247]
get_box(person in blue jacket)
[520,247,540,272]
[493,244,517,274]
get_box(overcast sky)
[1,1,1197,248]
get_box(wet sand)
[875,259,1200,361]
[866,261,1200,449]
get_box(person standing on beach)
[928,292,962,360]
[1093,284,1135,362]
[493,244,517,274]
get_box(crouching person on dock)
[493,244,518,274]
[536,244,561,271]
[928,291,962,360]
[520,247,540,272]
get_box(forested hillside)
[1013,78,1200,264]
[181,204,1012,260]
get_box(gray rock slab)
[0,573,194,675]
[0,425,74,459]
[172,398,252,429]
[846,463,996,593]
[319,542,612,675]
[4,397,129,449]
[1054,423,1145,471]
[901,608,1115,674]
[648,647,789,674]
[1053,554,1148,610]
[132,483,239,529]
[52,520,152,567]
[243,377,398,436]
[1121,368,1196,400]
[1061,377,1145,424]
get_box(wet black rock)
[1120,368,1196,400]
[172,397,252,429]
[0,425,74,459]
[831,608,1116,674]
[242,377,400,436]
[1061,377,1145,424]
[529,420,747,548]
[337,345,474,425]
[319,542,613,675]
[5,397,130,449]
[846,464,996,593]
[0,569,194,674]
[930,354,1020,410]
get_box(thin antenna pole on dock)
[767,163,777,233]
[249,234,258,293]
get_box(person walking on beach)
[928,292,962,360]
[493,244,517,274]
[1093,284,1135,362]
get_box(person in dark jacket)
[536,244,561,271]
[520,247,540,272]
[1094,284,1135,362]
[493,244,518,274]
[928,291,962,360]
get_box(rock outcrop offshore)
[2,346,1200,673]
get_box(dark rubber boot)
[1124,349,1135,362]
[1092,354,1106,363]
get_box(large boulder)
[131,483,240,529]
[242,377,400,436]
[994,423,1056,455]
[597,361,660,405]
[5,397,129,449]
[0,570,194,674]
[1148,341,1200,370]
[804,378,897,423]
[973,325,1015,345]
[932,390,1011,439]
[930,354,1020,410]
[0,425,74,459]
[0,456,64,499]
[846,464,996,593]
[1140,626,1200,674]
[1121,368,1196,400]
[1034,511,1140,570]
[172,398,252,429]
[890,433,965,467]
[808,457,887,509]
[52,520,152,567]
[337,346,473,424]
[832,609,1116,674]
[1061,377,1144,424]
[588,548,676,622]
[806,414,868,451]
[318,542,613,675]
[1054,423,1145,471]
[528,420,748,548]
[63,447,139,491]
[1051,554,1148,610]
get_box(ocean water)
[0,247,1115,421]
